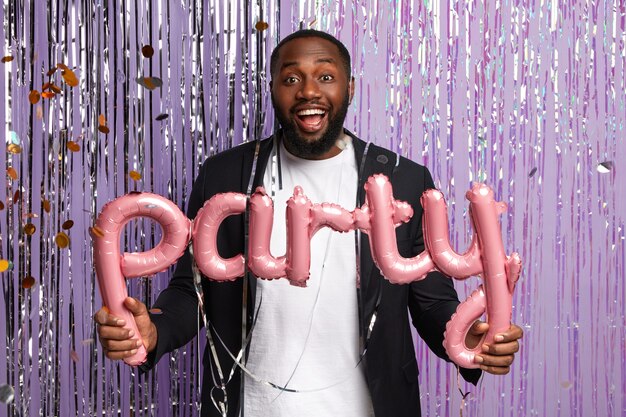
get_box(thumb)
[469,320,489,336]
[123,297,148,317]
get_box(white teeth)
[297,109,325,116]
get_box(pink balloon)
[93,193,191,366]
[192,192,247,280]
[364,174,436,284]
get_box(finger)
[103,338,144,352]
[104,348,139,361]
[94,308,126,327]
[475,352,515,367]
[481,341,519,355]
[98,325,136,341]
[123,297,148,317]
[479,364,511,375]
[494,325,524,343]
[468,320,489,336]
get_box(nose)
[296,77,321,100]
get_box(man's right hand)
[94,297,158,360]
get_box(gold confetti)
[129,170,142,181]
[7,167,18,180]
[136,76,163,90]
[28,90,40,104]
[67,141,80,152]
[23,223,36,235]
[41,91,55,99]
[7,144,21,154]
[23,213,38,219]
[1,55,14,63]
[0,201,4,210]
[149,308,163,315]
[42,82,51,91]
[98,114,106,126]
[56,63,69,70]
[62,220,74,230]
[50,84,62,94]
[141,45,154,58]
[46,67,57,76]
[12,190,20,204]
[42,199,51,213]
[61,68,79,87]
[70,351,79,362]
[98,125,110,134]
[0,260,9,272]
[255,21,269,31]
[22,276,36,289]
[309,18,317,27]
[55,232,70,248]
[89,226,105,238]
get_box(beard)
[273,93,350,159]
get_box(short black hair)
[270,30,352,79]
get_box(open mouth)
[295,108,327,133]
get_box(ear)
[348,76,355,104]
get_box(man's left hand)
[465,321,523,375]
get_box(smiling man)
[95,30,523,417]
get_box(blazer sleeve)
[407,167,482,385]
[139,161,209,372]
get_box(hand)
[94,297,158,360]
[465,321,523,375]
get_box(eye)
[320,74,334,82]
[284,76,299,84]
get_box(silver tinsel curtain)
[0,0,624,416]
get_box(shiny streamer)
[0,1,624,417]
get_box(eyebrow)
[280,57,337,71]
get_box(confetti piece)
[55,232,70,248]
[102,306,110,314]
[98,114,106,126]
[141,45,154,58]
[67,141,80,152]
[23,223,36,235]
[89,226,104,238]
[8,131,19,145]
[62,220,74,230]
[7,167,18,180]
[255,21,269,31]
[7,144,21,154]
[0,201,4,210]
[42,199,51,213]
[56,63,69,70]
[46,67,57,76]
[149,308,163,315]
[70,351,79,362]
[41,91,55,99]
[61,68,79,87]
[12,190,21,203]
[129,170,142,181]
[0,260,9,272]
[309,18,317,27]
[23,213,38,219]
[0,384,14,404]
[98,125,110,134]
[28,90,40,104]
[36,105,43,119]
[22,276,36,289]
[1,56,14,63]
[597,161,613,173]
[42,82,51,91]
[136,76,163,90]
[81,338,94,346]
[156,113,168,121]
[528,167,537,178]
[50,84,62,94]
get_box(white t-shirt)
[243,137,374,416]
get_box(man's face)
[271,37,354,159]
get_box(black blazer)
[141,131,481,417]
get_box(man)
[95,30,523,417]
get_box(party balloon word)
[93,175,521,368]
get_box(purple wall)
[0,0,624,416]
